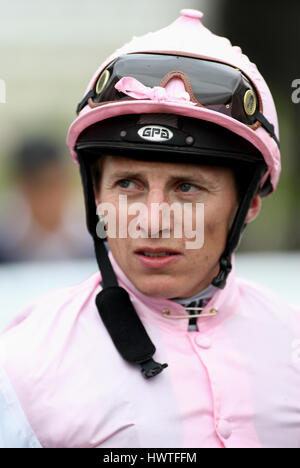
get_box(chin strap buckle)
[212,255,232,289]
[139,358,168,379]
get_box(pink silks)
[115,76,197,105]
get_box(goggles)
[77,53,279,148]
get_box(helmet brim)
[67,100,279,193]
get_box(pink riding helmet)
[67,8,281,193]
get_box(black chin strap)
[93,236,118,288]
[96,286,168,378]
[212,162,266,288]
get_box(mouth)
[135,247,181,256]
[134,247,182,269]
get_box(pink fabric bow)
[115,77,197,105]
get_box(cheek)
[97,190,121,222]
[96,187,116,205]
[106,237,132,272]
[204,196,238,240]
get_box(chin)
[130,275,187,299]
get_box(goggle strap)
[256,111,280,148]
[76,92,280,150]
[76,90,96,115]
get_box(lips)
[141,251,176,257]
[134,247,182,269]
[135,247,180,255]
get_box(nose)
[139,186,171,238]
[148,186,167,205]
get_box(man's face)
[95,155,239,298]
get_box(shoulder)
[0,272,102,363]
[0,273,115,448]
[235,274,297,306]
[0,366,42,448]
[4,272,101,326]
[234,274,300,327]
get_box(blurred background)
[0,0,299,327]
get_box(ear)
[245,193,261,223]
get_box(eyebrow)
[107,170,145,180]
[106,169,219,188]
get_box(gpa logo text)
[138,125,173,142]
[291,79,300,104]
[0,79,6,104]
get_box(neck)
[171,283,218,306]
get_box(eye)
[118,179,136,189]
[177,182,199,193]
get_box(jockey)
[0,9,299,448]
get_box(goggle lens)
[92,54,258,125]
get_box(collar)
[107,250,240,333]
[171,284,218,307]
